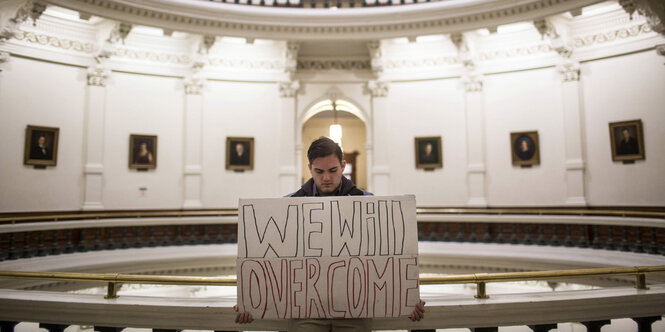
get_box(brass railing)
[1,207,663,224]
[2,265,664,300]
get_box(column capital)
[557,60,580,82]
[279,80,300,98]
[87,65,110,86]
[461,71,483,92]
[367,80,388,97]
[184,76,204,95]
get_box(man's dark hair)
[307,136,342,164]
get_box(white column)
[367,80,389,195]
[182,77,204,208]
[278,80,299,194]
[81,66,109,210]
[463,77,487,207]
[558,61,587,206]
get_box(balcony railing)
[1,207,663,262]
[1,266,664,331]
[206,0,438,9]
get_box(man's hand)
[234,304,253,324]
[409,300,426,321]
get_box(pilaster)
[367,80,389,195]
[278,80,299,194]
[558,61,587,206]
[464,86,487,207]
[81,65,110,210]
[182,35,215,208]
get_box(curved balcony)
[1,208,665,331]
[42,0,603,40]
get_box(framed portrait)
[609,119,645,162]
[414,136,442,169]
[24,125,59,167]
[129,134,157,169]
[226,137,254,171]
[511,131,540,166]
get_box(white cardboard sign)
[236,195,420,320]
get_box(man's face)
[520,140,528,152]
[622,129,630,140]
[38,136,46,146]
[236,143,244,155]
[425,143,432,155]
[308,154,346,196]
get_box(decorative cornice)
[284,41,299,76]
[13,30,96,53]
[208,57,283,70]
[571,23,653,48]
[557,60,580,82]
[477,44,552,61]
[114,47,190,64]
[87,65,110,86]
[42,0,601,40]
[1,1,47,44]
[297,59,370,71]
[96,22,132,62]
[367,80,388,97]
[620,0,664,36]
[279,80,300,98]
[384,55,457,69]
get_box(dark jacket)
[289,176,371,197]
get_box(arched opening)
[301,99,368,190]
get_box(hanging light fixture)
[329,100,342,146]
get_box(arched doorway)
[301,99,368,190]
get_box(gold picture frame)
[129,134,158,169]
[24,125,59,167]
[414,136,442,169]
[226,137,254,171]
[510,131,540,167]
[609,119,645,162]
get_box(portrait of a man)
[609,120,645,162]
[510,131,540,166]
[129,134,158,169]
[414,136,442,169]
[24,125,59,167]
[226,137,254,170]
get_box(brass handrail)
[1,207,663,224]
[1,265,664,299]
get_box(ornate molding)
[620,0,664,36]
[557,60,580,82]
[367,41,383,74]
[367,80,388,97]
[279,80,300,98]
[297,59,370,70]
[87,65,110,86]
[284,41,299,76]
[0,0,47,44]
[96,22,133,63]
[534,19,572,58]
[461,71,483,92]
[13,30,97,53]
[477,44,552,61]
[384,55,457,69]
[184,75,205,95]
[114,47,191,64]
[191,35,216,71]
[571,23,652,48]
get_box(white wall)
[1,46,664,212]
[0,57,86,212]
[484,67,568,206]
[581,51,665,206]
[201,80,282,206]
[385,79,468,205]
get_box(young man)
[235,137,426,330]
